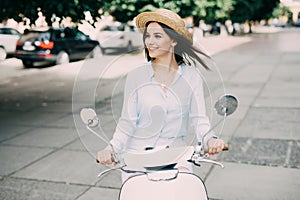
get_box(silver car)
[0,27,21,61]
[96,24,143,54]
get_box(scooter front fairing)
[119,171,208,200]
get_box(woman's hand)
[207,138,225,155]
[97,149,116,165]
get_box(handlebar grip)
[96,150,117,164]
[223,143,229,151]
[204,143,229,153]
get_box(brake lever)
[191,144,226,168]
[97,164,125,178]
[198,158,224,168]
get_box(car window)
[75,31,88,40]
[128,25,139,32]
[9,29,20,35]
[102,25,125,31]
[38,32,51,42]
[117,25,125,31]
[0,28,11,35]
[102,26,115,31]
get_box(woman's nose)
[146,36,155,45]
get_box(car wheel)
[22,59,34,68]
[127,41,133,53]
[90,45,103,58]
[56,51,69,65]
[0,47,7,61]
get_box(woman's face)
[144,22,176,59]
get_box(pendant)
[160,83,167,89]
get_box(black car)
[14,27,101,68]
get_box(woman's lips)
[148,47,158,52]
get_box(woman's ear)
[171,40,177,47]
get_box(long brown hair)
[143,22,211,70]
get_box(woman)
[97,8,225,180]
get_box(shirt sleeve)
[109,72,138,154]
[189,69,216,146]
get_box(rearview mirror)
[80,108,99,127]
[214,94,238,116]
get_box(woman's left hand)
[207,138,225,155]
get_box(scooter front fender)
[119,172,208,200]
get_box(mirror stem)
[86,126,110,145]
[200,113,227,155]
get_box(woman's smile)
[148,46,158,50]
[144,22,174,59]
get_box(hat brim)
[135,11,193,43]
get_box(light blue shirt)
[110,62,213,154]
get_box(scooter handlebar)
[203,143,229,154]
[223,143,229,151]
[96,144,229,178]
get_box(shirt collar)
[147,62,183,79]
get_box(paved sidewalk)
[0,27,299,200]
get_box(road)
[0,28,300,199]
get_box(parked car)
[271,18,287,28]
[14,27,101,68]
[96,23,143,54]
[0,27,21,61]
[294,19,300,27]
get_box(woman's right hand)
[97,149,115,165]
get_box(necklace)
[152,61,178,91]
[154,70,176,92]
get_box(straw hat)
[135,8,193,43]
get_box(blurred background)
[1,0,300,36]
[1,0,299,66]
[1,0,300,32]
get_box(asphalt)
[0,26,300,200]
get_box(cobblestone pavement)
[0,27,299,199]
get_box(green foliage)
[0,0,281,26]
[0,0,22,21]
[230,0,280,23]
[0,0,104,25]
[272,5,291,18]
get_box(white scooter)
[80,94,238,200]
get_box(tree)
[272,4,291,18]
[32,0,105,26]
[229,0,280,33]
[104,0,190,23]
[0,0,105,26]
[230,0,280,23]
[253,0,281,21]
[0,0,23,22]
[105,0,235,26]
[103,0,146,23]
[1,0,278,30]
[199,0,235,24]
[229,0,254,23]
